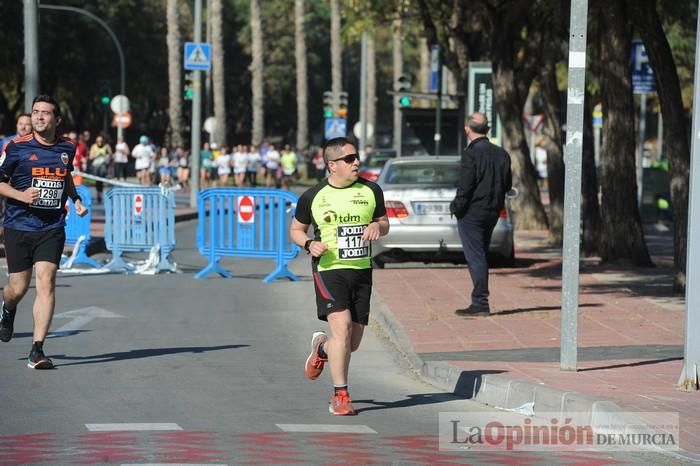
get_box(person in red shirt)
[72,130,89,185]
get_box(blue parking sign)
[324,118,346,140]
[631,40,655,94]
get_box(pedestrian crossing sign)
[184,42,212,71]
[324,118,347,140]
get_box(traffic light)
[184,72,194,100]
[100,96,110,105]
[323,91,333,118]
[338,91,348,119]
[397,73,413,107]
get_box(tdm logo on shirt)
[338,213,361,222]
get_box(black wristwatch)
[304,239,313,254]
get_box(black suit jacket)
[450,137,512,218]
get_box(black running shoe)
[27,348,54,369]
[0,307,15,342]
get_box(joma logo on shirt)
[32,167,68,177]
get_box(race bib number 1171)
[337,224,369,259]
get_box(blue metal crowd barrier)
[62,184,100,268]
[103,187,176,272]
[195,188,300,282]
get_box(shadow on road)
[50,344,249,366]
[353,392,463,414]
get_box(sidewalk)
[370,227,700,456]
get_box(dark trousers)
[457,212,499,308]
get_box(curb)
[370,293,700,461]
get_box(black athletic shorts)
[3,227,65,273]
[313,268,373,325]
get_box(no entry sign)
[133,194,144,216]
[238,196,254,223]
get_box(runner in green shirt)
[290,137,389,416]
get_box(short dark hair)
[467,113,490,134]
[17,113,31,121]
[323,136,357,164]
[31,94,62,118]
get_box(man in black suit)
[450,112,512,316]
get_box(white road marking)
[52,306,125,337]
[276,424,377,433]
[85,423,182,431]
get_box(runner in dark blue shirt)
[0,94,87,369]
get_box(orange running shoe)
[329,390,356,416]
[304,331,328,380]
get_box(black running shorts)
[3,227,66,273]
[313,268,373,325]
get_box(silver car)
[372,156,515,268]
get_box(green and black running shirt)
[295,178,386,271]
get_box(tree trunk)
[367,33,376,147]
[330,0,342,117]
[538,36,565,245]
[392,17,402,153]
[250,0,264,146]
[294,0,308,152]
[166,0,183,148]
[491,32,548,230]
[629,0,690,290]
[419,38,430,109]
[599,1,653,266]
[581,95,602,256]
[211,0,226,147]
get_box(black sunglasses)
[329,153,360,164]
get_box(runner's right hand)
[20,188,39,204]
[308,241,328,258]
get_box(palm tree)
[294,0,308,152]
[166,0,183,148]
[250,0,264,146]
[419,38,429,108]
[392,16,402,152]
[367,33,376,147]
[330,0,341,116]
[211,0,226,147]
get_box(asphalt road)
[0,219,690,465]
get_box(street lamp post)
[23,0,39,112]
[38,4,127,139]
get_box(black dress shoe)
[455,305,490,316]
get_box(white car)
[372,156,515,268]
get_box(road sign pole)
[560,0,589,371]
[679,0,700,391]
[190,0,203,208]
[637,93,647,206]
[434,46,442,155]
